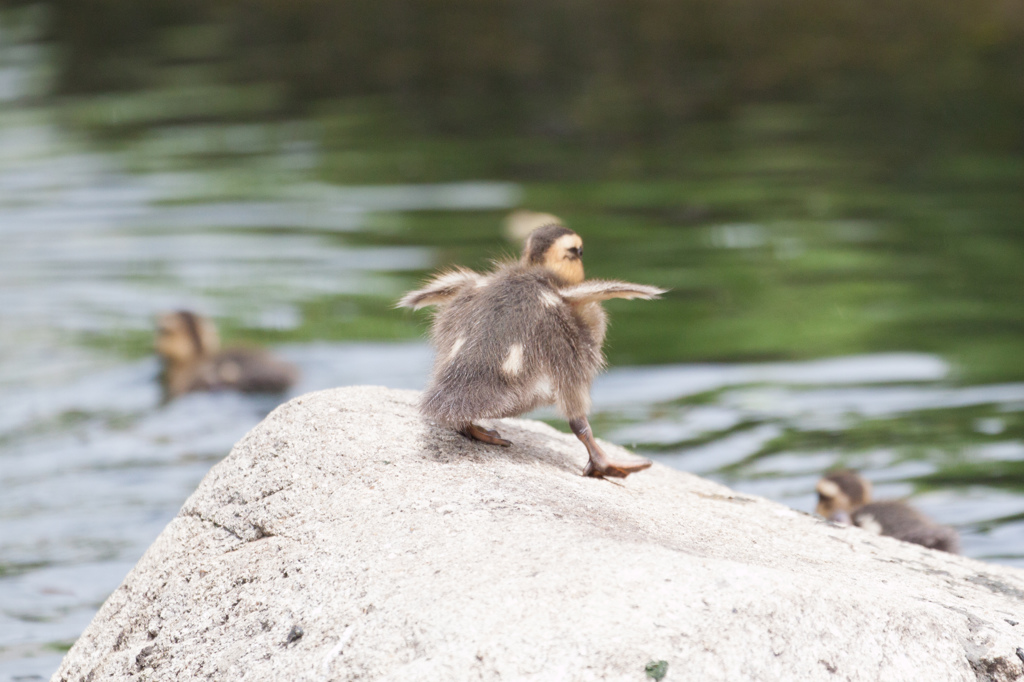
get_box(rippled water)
[595,357,1024,563]
[3,12,1024,682]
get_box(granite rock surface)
[53,386,1024,681]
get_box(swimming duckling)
[155,310,299,399]
[504,209,564,243]
[398,220,665,478]
[816,470,959,554]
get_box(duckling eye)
[567,246,582,258]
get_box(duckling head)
[155,310,220,365]
[815,469,873,521]
[523,223,585,285]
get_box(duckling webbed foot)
[460,423,512,447]
[570,417,652,478]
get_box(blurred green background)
[19,0,1024,377]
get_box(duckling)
[155,310,299,399]
[815,470,959,554]
[398,220,665,478]
[504,209,564,243]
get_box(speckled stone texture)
[54,386,1024,682]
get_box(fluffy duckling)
[816,470,959,554]
[155,310,299,399]
[399,220,665,478]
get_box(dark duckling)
[155,310,299,399]
[398,219,665,478]
[816,469,959,554]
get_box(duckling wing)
[855,502,960,554]
[397,268,486,309]
[558,280,666,304]
[899,522,960,554]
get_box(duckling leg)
[569,417,652,478]
[460,423,512,447]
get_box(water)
[3,11,1024,682]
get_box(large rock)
[54,387,1024,681]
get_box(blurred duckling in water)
[155,311,298,399]
[816,470,959,554]
[504,209,564,243]
[398,220,665,478]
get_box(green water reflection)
[6,6,1024,504]
[21,6,1023,383]
[41,11,1024,506]
[338,158,1024,382]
